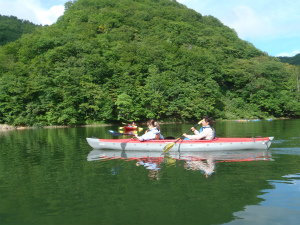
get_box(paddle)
[119,122,128,129]
[108,130,136,136]
[163,120,203,153]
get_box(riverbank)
[0,124,17,130]
[0,118,290,132]
[0,123,115,131]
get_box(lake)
[0,119,299,225]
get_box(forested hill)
[278,53,300,66]
[0,15,39,46]
[0,0,299,126]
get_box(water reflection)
[136,159,162,180]
[120,130,138,136]
[184,157,215,178]
[226,173,300,225]
[87,149,272,179]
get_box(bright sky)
[0,0,299,57]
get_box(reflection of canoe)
[124,126,137,131]
[119,130,137,135]
[87,149,272,178]
[86,137,274,151]
[87,149,272,162]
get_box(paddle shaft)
[163,120,203,153]
[177,120,203,142]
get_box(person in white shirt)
[135,119,164,141]
[183,116,215,140]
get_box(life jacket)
[199,125,216,139]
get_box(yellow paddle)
[163,120,203,153]
[108,130,137,137]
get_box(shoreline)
[0,124,115,131]
[0,117,290,132]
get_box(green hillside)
[0,0,299,126]
[278,53,300,66]
[0,15,39,46]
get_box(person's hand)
[135,134,138,137]
[191,127,195,132]
[183,133,187,137]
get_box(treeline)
[0,15,39,46]
[278,53,300,66]
[0,0,300,126]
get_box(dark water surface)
[0,119,299,225]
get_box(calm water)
[0,119,299,225]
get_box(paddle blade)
[163,142,175,153]
[108,130,123,136]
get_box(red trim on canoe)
[96,156,270,163]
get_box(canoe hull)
[123,126,137,131]
[86,137,274,151]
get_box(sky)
[0,0,299,57]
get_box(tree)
[0,0,299,126]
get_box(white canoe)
[86,137,274,152]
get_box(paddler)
[183,116,215,140]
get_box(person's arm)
[183,127,200,139]
[184,128,209,140]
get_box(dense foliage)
[0,15,39,46]
[0,0,300,126]
[278,53,300,66]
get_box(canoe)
[123,126,137,131]
[86,136,274,152]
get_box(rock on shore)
[0,124,15,130]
